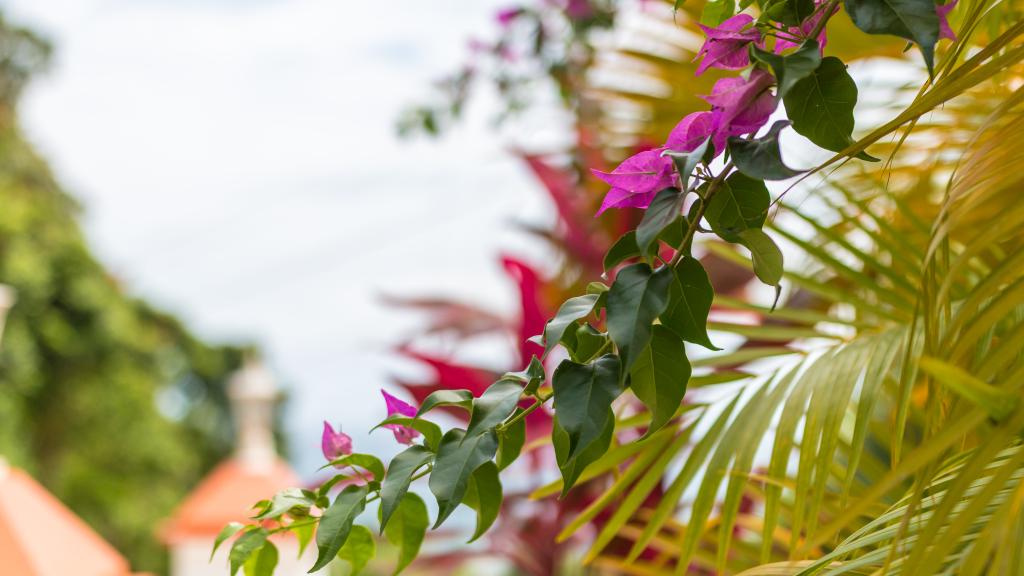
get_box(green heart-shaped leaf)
[380,445,433,532]
[243,540,277,576]
[844,0,939,73]
[604,231,641,271]
[637,188,686,255]
[309,484,368,573]
[416,389,473,416]
[728,121,804,181]
[750,42,821,99]
[783,57,876,159]
[607,263,673,373]
[660,257,719,350]
[428,428,498,528]
[496,411,526,470]
[630,325,692,437]
[704,172,770,243]
[336,525,375,576]
[543,293,601,357]
[466,379,523,439]
[229,528,267,576]
[551,355,623,460]
[462,461,503,542]
[381,493,428,576]
[739,228,784,286]
[553,413,615,495]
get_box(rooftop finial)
[228,356,279,472]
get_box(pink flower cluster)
[590,13,780,214]
[695,14,763,75]
[592,69,776,214]
[592,0,959,215]
[381,389,421,444]
[774,2,837,54]
[937,0,958,41]
[320,389,422,464]
[321,421,353,461]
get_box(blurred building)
[0,285,141,576]
[0,461,138,576]
[162,360,308,576]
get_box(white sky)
[2,0,566,473]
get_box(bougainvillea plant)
[212,0,961,573]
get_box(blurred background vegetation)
[0,11,259,574]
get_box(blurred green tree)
[0,12,258,574]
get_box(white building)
[161,360,310,576]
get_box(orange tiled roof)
[161,458,299,543]
[0,467,132,576]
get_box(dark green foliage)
[565,323,610,363]
[637,188,685,255]
[428,428,499,527]
[501,355,545,396]
[543,293,601,357]
[739,229,785,286]
[704,173,770,243]
[466,379,523,438]
[844,0,940,72]
[783,57,861,153]
[764,0,816,26]
[751,42,822,98]
[381,493,428,576]
[629,326,691,436]
[310,485,368,572]
[462,461,503,542]
[661,257,719,350]
[495,411,526,470]
[553,413,615,495]
[551,355,623,461]
[416,389,473,415]
[380,445,433,531]
[604,231,640,271]
[606,263,673,373]
[229,528,268,576]
[729,121,804,181]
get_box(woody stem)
[807,0,841,42]
[670,162,734,267]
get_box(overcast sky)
[2,0,565,472]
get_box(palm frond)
[541,1,1024,573]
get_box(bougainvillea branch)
[215,0,966,573]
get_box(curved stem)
[365,465,433,505]
[496,392,552,433]
[585,338,614,362]
[270,518,318,535]
[347,464,370,485]
[807,0,840,43]
[670,162,734,267]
